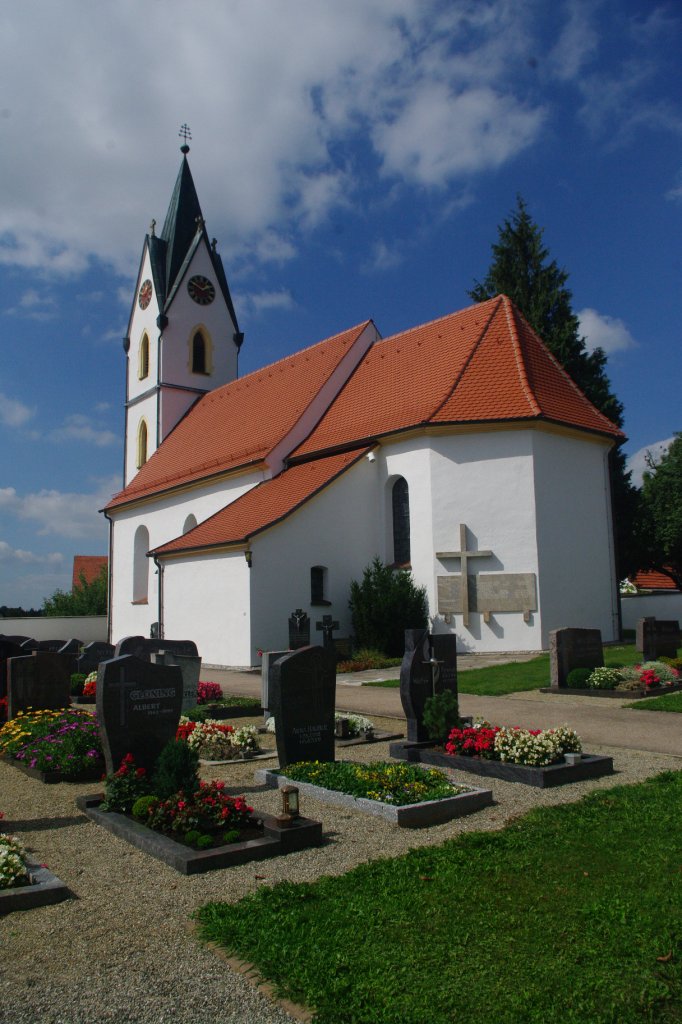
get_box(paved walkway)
[203,658,682,759]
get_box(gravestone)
[7,653,72,719]
[35,639,67,652]
[20,638,39,652]
[288,610,310,650]
[76,641,116,676]
[97,655,183,775]
[400,630,458,742]
[114,635,199,662]
[636,617,681,661]
[269,645,336,766]
[0,639,23,699]
[59,639,83,655]
[549,628,603,689]
[150,650,201,712]
[261,650,289,716]
[0,635,29,645]
[316,614,339,652]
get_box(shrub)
[349,558,428,658]
[660,656,682,672]
[587,667,623,690]
[423,690,460,744]
[70,673,86,696]
[566,668,591,688]
[151,739,200,800]
[131,795,158,820]
[197,681,223,704]
[337,649,402,672]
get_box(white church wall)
[161,550,252,667]
[108,467,264,645]
[248,456,380,664]
[531,431,618,644]
[127,248,160,405]
[124,392,159,483]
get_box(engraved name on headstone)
[7,652,72,719]
[97,655,183,775]
[269,646,336,766]
[549,628,603,689]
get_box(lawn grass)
[196,771,682,1024]
[363,643,644,696]
[627,691,682,713]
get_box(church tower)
[122,131,243,486]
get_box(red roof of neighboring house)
[293,296,622,460]
[632,570,679,591]
[152,447,369,556]
[72,556,108,588]
[105,321,373,510]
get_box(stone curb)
[0,860,71,914]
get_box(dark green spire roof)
[160,155,204,297]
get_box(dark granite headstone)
[59,639,83,655]
[76,641,116,676]
[35,639,67,652]
[7,653,72,719]
[150,650,201,712]
[97,655,183,775]
[288,610,310,650]
[549,628,603,689]
[20,638,39,652]
[114,636,198,662]
[269,646,336,766]
[0,640,23,700]
[0,635,29,645]
[261,650,290,713]
[400,629,458,742]
[636,617,681,661]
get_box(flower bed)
[255,761,492,827]
[390,722,613,788]
[265,713,403,746]
[0,817,70,912]
[0,708,104,782]
[176,719,262,762]
[546,660,682,698]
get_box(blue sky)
[0,0,680,608]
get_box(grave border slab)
[540,683,682,699]
[255,767,493,827]
[75,795,323,875]
[0,860,71,914]
[389,742,613,788]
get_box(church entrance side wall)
[108,468,264,645]
[531,430,618,644]
[420,430,543,653]
[249,454,379,667]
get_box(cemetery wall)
[621,592,682,630]
[160,548,252,665]
[416,430,543,652]
[109,468,263,643]
[532,430,618,644]
[0,615,107,643]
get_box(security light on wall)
[366,452,376,463]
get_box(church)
[103,146,623,667]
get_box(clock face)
[138,279,153,310]
[188,274,215,305]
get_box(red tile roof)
[293,296,623,460]
[105,321,372,510]
[152,448,369,556]
[72,555,108,588]
[632,570,679,591]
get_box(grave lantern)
[277,784,300,827]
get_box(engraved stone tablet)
[7,653,72,719]
[269,646,336,766]
[549,628,603,689]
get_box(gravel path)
[1,716,680,1024]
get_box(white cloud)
[0,1,547,276]
[241,289,296,316]
[548,1,599,82]
[0,391,35,427]
[626,436,674,487]
[0,476,118,539]
[578,308,637,354]
[365,240,404,272]
[0,541,63,566]
[49,414,118,447]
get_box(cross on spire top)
[179,123,192,154]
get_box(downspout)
[605,446,621,641]
[153,555,165,640]
[103,510,114,644]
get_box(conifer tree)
[469,196,640,579]
[639,434,682,590]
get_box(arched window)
[183,514,197,535]
[133,525,150,603]
[136,419,148,469]
[310,565,329,605]
[138,333,150,379]
[191,331,207,374]
[392,477,411,566]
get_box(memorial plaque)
[7,653,72,719]
[97,655,183,775]
[269,646,336,766]
[549,628,603,689]
[0,639,23,700]
[438,573,537,623]
[636,617,681,661]
[76,641,116,676]
[288,610,311,651]
[150,650,201,712]
[400,628,433,742]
